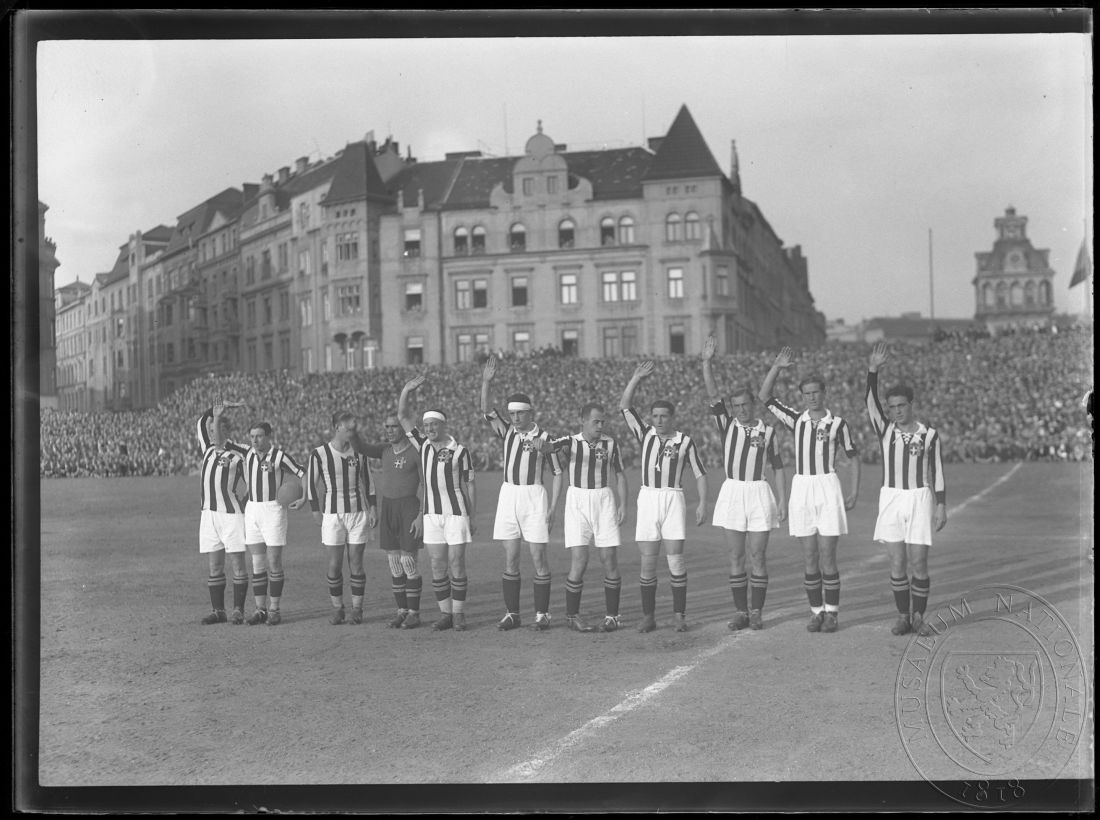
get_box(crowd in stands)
[40,323,1094,478]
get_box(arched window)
[600,217,616,246]
[1010,282,1024,307]
[558,218,575,249]
[454,226,469,255]
[983,282,995,307]
[618,216,635,245]
[509,223,526,252]
[995,281,1008,308]
[1039,280,1052,305]
[471,225,486,254]
[1024,280,1036,307]
[666,213,683,242]
[684,211,701,240]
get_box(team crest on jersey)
[749,433,765,448]
[908,439,924,457]
[662,445,677,459]
[437,449,452,463]
[816,428,829,442]
[393,457,407,469]
[260,460,275,472]
[521,439,537,453]
[216,452,235,468]
[593,446,607,461]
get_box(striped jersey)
[765,399,858,476]
[622,407,707,490]
[483,410,562,486]
[196,408,246,513]
[243,446,305,502]
[407,429,472,516]
[709,400,783,481]
[865,371,946,503]
[359,442,421,500]
[549,433,624,490]
[306,443,374,514]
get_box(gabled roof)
[643,105,723,182]
[322,141,393,206]
[143,224,173,243]
[164,187,247,256]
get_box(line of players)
[194,339,946,637]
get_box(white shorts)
[245,500,288,546]
[713,478,778,532]
[322,511,369,546]
[423,513,472,546]
[493,482,550,543]
[874,486,935,546]
[199,509,246,554]
[788,473,848,538]
[564,486,621,548]
[634,485,686,542]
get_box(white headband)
[422,411,446,423]
[507,401,532,412]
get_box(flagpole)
[928,228,935,321]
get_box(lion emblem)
[946,655,1039,756]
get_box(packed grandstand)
[40,324,1094,478]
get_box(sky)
[36,29,1093,325]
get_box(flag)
[1069,238,1091,288]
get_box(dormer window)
[618,216,635,245]
[454,226,469,255]
[600,217,616,246]
[547,176,558,194]
[404,228,421,258]
[522,178,534,196]
[558,219,575,249]
[471,226,486,254]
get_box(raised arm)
[398,374,426,434]
[866,342,889,434]
[701,335,720,400]
[480,355,497,416]
[757,347,793,403]
[620,360,654,411]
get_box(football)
[277,476,303,508]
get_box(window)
[560,273,578,305]
[600,217,616,246]
[300,294,313,327]
[511,277,528,307]
[321,243,329,276]
[685,212,701,240]
[995,282,1007,308]
[404,228,421,258]
[263,295,273,325]
[299,249,312,277]
[246,256,256,284]
[278,243,289,273]
[716,265,729,297]
[457,333,473,363]
[302,347,314,374]
[558,219,575,249]
[621,271,637,302]
[668,267,684,299]
[166,342,175,364]
[602,326,620,357]
[1039,280,1051,305]
[666,213,683,242]
[261,250,272,279]
[264,339,274,370]
[562,329,579,356]
[279,335,290,369]
[475,333,490,356]
[1025,281,1036,307]
[456,280,471,310]
[983,282,995,307]
[164,304,173,326]
[89,357,95,376]
[522,177,534,196]
[1010,282,1024,307]
[473,279,488,309]
[322,289,331,321]
[403,281,424,311]
[618,216,635,245]
[602,271,620,302]
[622,325,639,356]
[471,226,486,254]
[547,176,558,194]
[510,223,526,252]
[513,330,530,355]
[338,284,362,316]
[247,341,257,371]
[454,227,469,255]
[325,345,332,372]
[299,201,310,228]
[279,291,290,321]
[669,325,686,355]
[116,317,125,338]
[116,350,125,369]
[407,336,424,365]
[337,233,359,261]
[246,299,256,328]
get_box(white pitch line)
[499,639,735,780]
[497,462,1025,781]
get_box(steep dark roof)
[322,141,393,206]
[143,224,173,243]
[643,104,723,182]
[104,247,129,284]
[164,187,246,256]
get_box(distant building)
[863,312,978,344]
[973,206,1055,331]
[826,317,863,344]
[55,278,91,411]
[39,202,60,409]
[379,106,824,366]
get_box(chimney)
[296,156,309,174]
[278,166,290,184]
[730,140,741,195]
[260,173,274,191]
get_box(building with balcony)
[973,206,1056,331]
